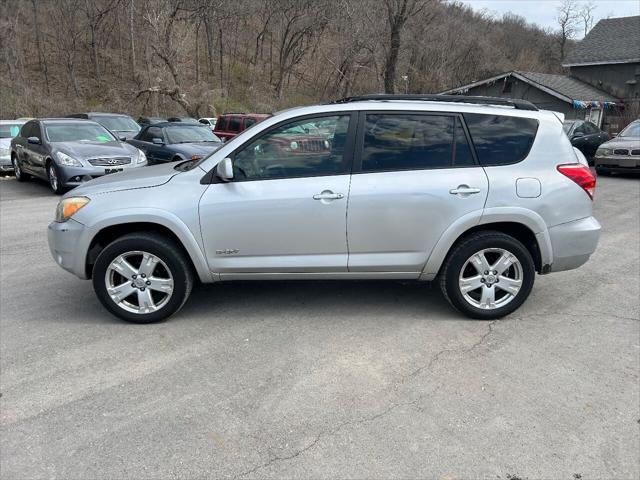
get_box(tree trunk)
[129,0,136,79]
[384,25,401,93]
[31,0,50,94]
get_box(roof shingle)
[563,15,640,66]
[516,71,619,102]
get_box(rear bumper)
[548,216,601,272]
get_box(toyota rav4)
[48,95,601,323]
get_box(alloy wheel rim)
[13,158,20,179]
[105,250,174,314]
[458,248,523,310]
[49,165,58,190]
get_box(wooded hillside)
[0,0,570,118]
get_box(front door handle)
[313,191,344,201]
[450,185,481,196]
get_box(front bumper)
[0,154,13,171]
[548,216,601,272]
[594,155,640,173]
[58,163,146,187]
[48,218,88,277]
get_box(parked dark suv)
[213,113,269,141]
[67,113,141,140]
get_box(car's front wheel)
[439,231,535,320]
[47,162,65,194]
[13,156,29,181]
[92,233,194,323]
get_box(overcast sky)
[458,0,639,37]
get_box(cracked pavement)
[1,174,639,479]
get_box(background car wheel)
[47,162,65,194]
[439,231,535,320]
[13,156,29,181]
[92,233,194,323]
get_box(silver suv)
[47,95,601,323]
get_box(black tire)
[92,233,194,323]
[47,161,65,194]
[12,156,29,181]
[439,231,535,320]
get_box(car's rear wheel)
[47,162,65,194]
[92,233,194,323]
[13,156,29,181]
[439,231,535,320]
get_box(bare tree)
[556,0,579,61]
[579,1,596,37]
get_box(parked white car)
[0,120,26,173]
[198,117,217,131]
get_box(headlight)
[55,197,90,222]
[0,147,9,156]
[596,147,612,157]
[136,149,147,164]
[56,152,83,167]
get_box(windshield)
[94,115,140,132]
[0,123,23,139]
[618,122,640,138]
[45,123,116,143]
[166,125,221,144]
[562,121,575,134]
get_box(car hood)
[174,142,222,155]
[54,140,138,159]
[67,162,180,196]
[599,137,639,149]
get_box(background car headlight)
[55,197,90,222]
[596,148,612,157]
[136,149,147,164]
[56,152,83,167]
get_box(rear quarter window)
[463,113,538,166]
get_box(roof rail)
[331,94,539,111]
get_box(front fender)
[75,208,214,282]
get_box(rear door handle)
[450,185,481,196]
[313,191,344,201]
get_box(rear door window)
[463,113,538,166]
[215,117,227,131]
[227,117,241,132]
[361,114,456,172]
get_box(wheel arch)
[84,218,213,283]
[421,208,553,279]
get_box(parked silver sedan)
[10,118,147,193]
[594,119,640,174]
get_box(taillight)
[557,163,596,200]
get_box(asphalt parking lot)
[0,173,638,479]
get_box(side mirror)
[215,157,234,181]
[27,136,41,145]
[152,137,164,145]
[119,136,127,141]
[572,131,585,139]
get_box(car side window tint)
[463,113,538,166]
[228,117,241,132]
[216,117,226,131]
[454,117,475,166]
[233,114,351,181]
[573,122,587,135]
[141,127,162,142]
[244,118,257,129]
[585,122,599,134]
[362,114,454,172]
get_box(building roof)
[440,71,619,104]
[563,15,640,67]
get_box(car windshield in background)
[0,124,22,138]
[94,116,140,132]
[562,121,575,134]
[618,122,640,138]
[166,126,221,144]
[45,123,116,143]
